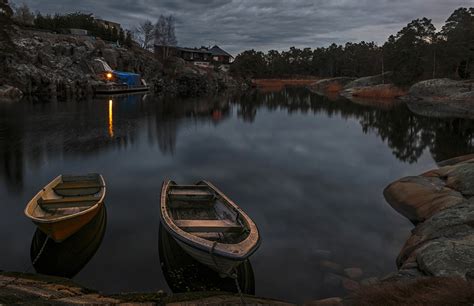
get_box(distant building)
[154,44,233,70]
[95,18,121,31]
[209,45,233,64]
[176,47,212,67]
[69,28,88,36]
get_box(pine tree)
[125,30,133,47]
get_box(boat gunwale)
[160,180,261,261]
[24,174,106,224]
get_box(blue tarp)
[113,71,141,86]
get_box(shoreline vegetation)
[231,8,474,88]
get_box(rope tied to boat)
[209,241,246,305]
[0,236,49,289]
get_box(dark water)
[2,88,474,302]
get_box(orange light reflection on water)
[108,99,114,138]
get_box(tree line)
[8,2,134,47]
[230,7,474,86]
[8,1,179,52]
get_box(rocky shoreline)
[383,154,474,281]
[308,74,474,118]
[306,154,474,305]
[0,271,292,305]
[0,27,246,102]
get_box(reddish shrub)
[349,277,474,306]
[351,85,407,98]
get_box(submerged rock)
[344,267,363,280]
[341,278,360,291]
[319,260,343,273]
[304,297,343,306]
[0,85,23,101]
[323,272,344,287]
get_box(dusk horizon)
[10,0,473,55]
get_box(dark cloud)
[12,0,473,54]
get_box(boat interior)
[34,174,104,219]
[167,184,249,244]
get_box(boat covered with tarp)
[91,58,149,94]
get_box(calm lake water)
[2,87,474,302]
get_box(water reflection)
[234,88,474,163]
[30,206,107,278]
[158,224,255,294]
[108,99,114,138]
[1,88,474,188]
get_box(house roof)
[177,47,211,54]
[210,45,233,58]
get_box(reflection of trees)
[155,119,178,155]
[3,88,474,190]
[429,120,474,162]
[147,95,231,154]
[0,109,24,192]
[235,87,474,164]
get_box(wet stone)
[341,277,360,291]
[323,273,343,287]
[319,260,343,273]
[360,277,379,286]
[344,267,363,279]
[304,297,343,306]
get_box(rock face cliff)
[0,27,240,100]
[383,154,474,281]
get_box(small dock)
[94,84,149,95]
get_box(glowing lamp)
[106,72,113,79]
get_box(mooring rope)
[0,236,49,289]
[232,268,245,305]
[209,241,246,305]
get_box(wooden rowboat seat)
[38,196,99,210]
[168,189,215,201]
[53,180,104,197]
[54,181,104,190]
[174,220,242,233]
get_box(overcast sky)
[12,0,473,55]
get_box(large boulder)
[383,175,465,224]
[343,72,393,89]
[405,79,474,119]
[385,154,474,281]
[396,201,474,268]
[408,78,474,101]
[308,77,355,94]
[416,235,474,279]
